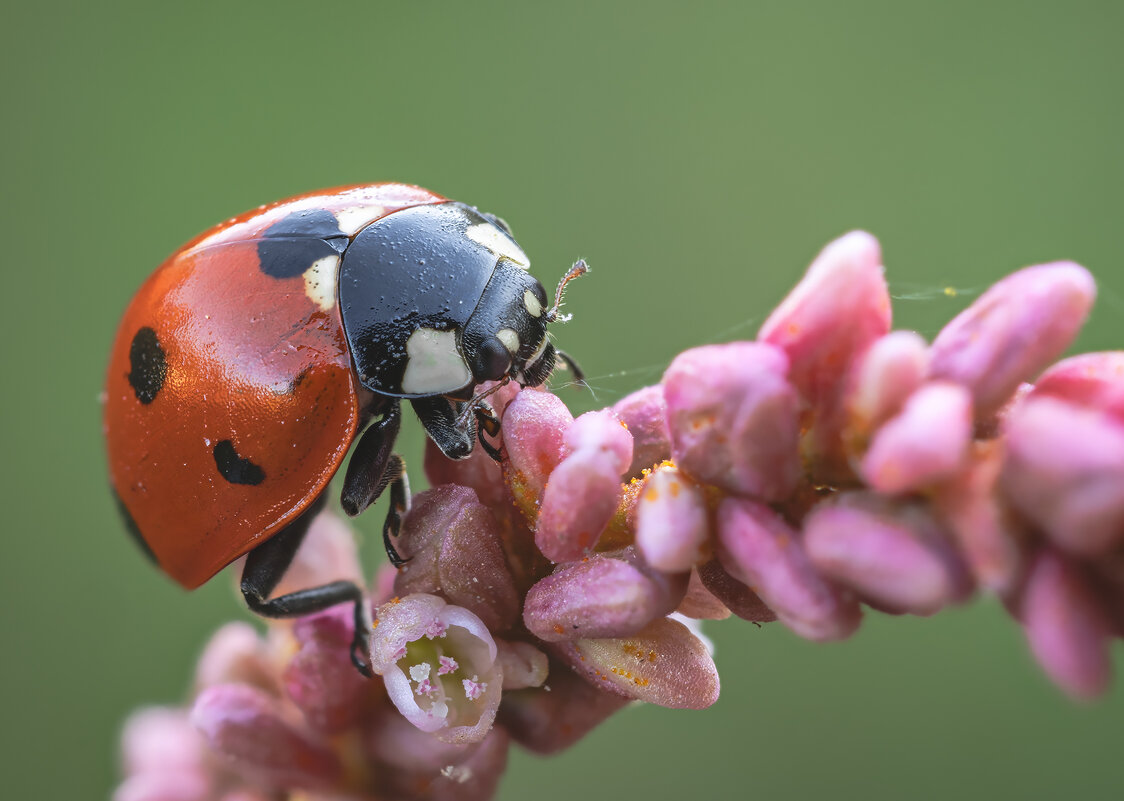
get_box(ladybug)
[104,183,586,672]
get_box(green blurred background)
[5,1,1123,798]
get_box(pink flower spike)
[613,384,672,478]
[1016,549,1112,699]
[556,616,720,709]
[191,684,343,791]
[523,554,685,642]
[804,494,973,616]
[758,231,890,409]
[663,342,801,501]
[535,449,624,562]
[370,594,501,744]
[860,382,973,494]
[716,497,860,640]
[635,464,710,573]
[1001,396,1124,557]
[929,261,1096,422]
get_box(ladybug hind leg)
[240,497,373,676]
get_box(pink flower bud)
[565,409,634,474]
[696,559,777,622]
[498,660,630,755]
[860,382,973,494]
[1032,351,1124,423]
[536,449,624,562]
[394,486,520,633]
[283,607,370,734]
[847,330,930,436]
[424,436,508,509]
[120,707,209,779]
[759,230,890,400]
[501,389,574,506]
[496,639,549,689]
[676,568,733,620]
[524,553,685,641]
[635,465,710,572]
[804,494,973,616]
[716,498,860,640]
[1001,396,1124,556]
[369,594,501,744]
[555,616,720,709]
[193,622,277,694]
[663,342,801,501]
[191,684,343,790]
[613,384,672,478]
[113,773,214,801]
[932,442,1023,594]
[929,262,1096,421]
[1015,549,1112,699]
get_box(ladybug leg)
[240,500,373,676]
[378,454,411,569]
[410,396,475,460]
[475,404,503,462]
[341,400,402,517]
[554,348,587,386]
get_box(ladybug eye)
[472,336,511,381]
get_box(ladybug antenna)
[544,259,589,324]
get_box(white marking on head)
[523,289,543,318]
[303,254,340,312]
[401,328,472,395]
[465,223,530,268]
[525,335,549,367]
[335,204,387,235]
[497,328,520,354]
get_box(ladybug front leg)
[240,499,373,676]
[410,396,475,459]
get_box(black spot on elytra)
[112,488,157,565]
[214,440,266,485]
[128,326,167,404]
[257,209,348,279]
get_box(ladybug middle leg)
[341,399,412,567]
[240,496,373,676]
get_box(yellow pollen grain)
[668,481,680,498]
[943,286,957,297]
[645,487,660,502]
[786,322,801,336]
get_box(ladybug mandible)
[104,183,586,672]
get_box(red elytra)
[104,183,446,589]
